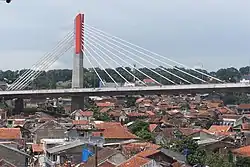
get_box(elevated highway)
[1,83,250,99]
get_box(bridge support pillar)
[71,96,85,112]
[13,98,24,115]
[72,13,84,89]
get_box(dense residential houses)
[1,94,250,166]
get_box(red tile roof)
[80,111,93,117]
[96,102,115,107]
[232,145,250,157]
[242,123,250,130]
[208,125,231,133]
[136,149,160,158]
[126,112,148,117]
[32,144,43,153]
[146,111,155,116]
[238,104,250,109]
[0,128,21,139]
[118,156,151,167]
[148,124,158,132]
[100,107,111,113]
[122,142,160,156]
[108,112,121,117]
[222,114,242,120]
[94,122,138,139]
[136,98,145,104]
[72,120,89,125]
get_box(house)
[220,114,241,126]
[232,145,250,158]
[84,147,127,167]
[71,109,93,121]
[0,128,22,144]
[233,115,250,132]
[117,155,158,167]
[208,125,232,133]
[31,144,44,155]
[136,98,153,111]
[198,136,236,155]
[44,141,102,166]
[0,109,7,120]
[6,119,26,128]
[0,159,17,167]
[148,124,161,133]
[93,121,138,143]
[99,107,111,113]
[96,102,115,109]
[237,104,250,114]
[0,144,30,167]
[126,112,148,122]
[71,120,100,139]
[31,120,68,144]
[155,128,201,145]
[136,148,187,166]
[108,112,127,122]
[146,111,155,117]
[121,142,161,158]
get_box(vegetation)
[129,120,154,141]
[222,93,250,105]
[1,66,250,89]
[165,135,239,167]
[86,99,111,122]
[125,96,137,107]
[235,156,250,167]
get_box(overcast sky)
[0,0,250,72]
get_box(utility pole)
[95,144,98,167]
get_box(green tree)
[239,66,250,76]
[136,129,154,141]
[187,149,206,166]
[93,112,111,121]
[170,136,205,165]
[216,67,240,82]
[130,120,149,134]
[129,120,153,141]
[235,156,250,167]
[125,96,137,107]
[180,102,190,111]
[204,152,233,167]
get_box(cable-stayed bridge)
[2,13,250,112]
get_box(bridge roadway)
[1,83,250,99]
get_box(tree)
[129,120,153,141]
[93,112,111,121]
[136,129,154,141]
[125,96,136,107]
[130,120,149,134]
[216,67,240,82]
[235,156,250,167]
[168,136,234,166]
[239,66,250,76]
[204,152,233,167]
[180,102,190,111]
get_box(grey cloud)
[0,0,250,71]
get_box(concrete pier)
[71,13,85,111]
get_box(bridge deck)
[1,83,250,99]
